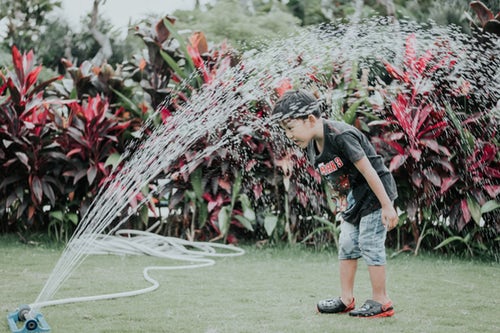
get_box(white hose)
[29,228,244,309]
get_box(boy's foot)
[317,297,355,314]
[349,300,394,318]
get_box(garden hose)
[28,224,245,310]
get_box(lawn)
[1,234,498,333]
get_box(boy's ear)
[307,114,318,124]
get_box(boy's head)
[272,89,323,149]
[272,89,321,121]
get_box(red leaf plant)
[61,95,131,189]
[373,33,500,232]
[374,34,456,205]
[0,46,66,230]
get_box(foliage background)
[0,0,499,259]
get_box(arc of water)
[33,83,246,309]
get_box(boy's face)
[279,117,315,149]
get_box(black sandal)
[317,297,355,314]
[349,299,394,318]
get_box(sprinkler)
[7,305,50,333]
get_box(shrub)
[370,32,499,257]
[0,46,134,238]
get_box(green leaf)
[140,205,149,225]
[50,211,64,222]
[466,196,481,224]
[344,99,362,125]
[445,103,466,144]
[434,236,466,250]
[422,206,432,220]
[239,194,256,221]
[231,172,242,207]
[302,226,332,243]
[481,200,500,214]
[264,214,278,236]
[347,61,359,90]
[312,215,336,229]
[104,153,122,171]
[198,202,208,228]
[464,130,475,151]
[160,50,187,80]
[234,215,254,231]
[185,190,196,201]
[162,18,195,73]
[67,213,79,225]
[190,168,203,201]
[358,119,370,132]
[323,182,337,213]
[110,87,142,116]
[218,206,232,236]
[69,87,78,100]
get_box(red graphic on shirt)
[318,158,350,193]
[318,157,344,175]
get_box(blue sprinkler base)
[7,305,51,333]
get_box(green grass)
[1,235,499,333]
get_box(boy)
[272,89,399,318]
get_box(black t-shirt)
[307,120,398,224]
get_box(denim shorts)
[338,208,387,266]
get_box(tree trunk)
[89,0,113,66]
[240,0,255,15]
[321,0,335,21]
[377,0,396,20]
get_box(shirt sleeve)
[334,131,366,163]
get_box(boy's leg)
[340,259,357,305]
[349,209,394,317]
[367,265,390,305]
[316,221,359,314]
[316,258,357,313]
[357,209,389,301]
[338,219,360,306]
[338,193,358,306]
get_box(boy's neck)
[313,118,325,154]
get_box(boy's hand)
[381,205,398,230]
[352,157,399,230]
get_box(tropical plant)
[0,45,139,238]
[370,32,499,256]
[0,46,64,231]
[130,15,205,111]
[57,96,131,198]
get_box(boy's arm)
[353,156,399,229]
